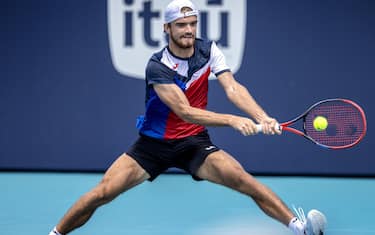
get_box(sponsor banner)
[108,0,246,79]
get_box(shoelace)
[293,205,307,225]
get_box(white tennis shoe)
[293,206,327,235]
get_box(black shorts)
[126,130,220,181]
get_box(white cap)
[164,0,199,24]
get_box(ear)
[163,23,170,34]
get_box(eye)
[175,23,187,28]
[174,20,198,28]
[190,21,197,27]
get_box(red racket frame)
[279,98,367,149]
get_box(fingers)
[239,122,258,136]
[230,116,281,136]
[274,123,282,135]
[260,118,282,135]
[263,123,276,135]
[231,117,258,136]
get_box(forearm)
[226,83,269,122]
[178,104,235,127]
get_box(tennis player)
[49,0,326,234]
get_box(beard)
[170,32,195,49]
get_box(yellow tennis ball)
[313,116,328,131]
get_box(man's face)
[167,15,198,49]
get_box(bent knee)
[89,182,115,205]
[228,172,266,198]
[223,170,250,190]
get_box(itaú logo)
[108,0,247,79]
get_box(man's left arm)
[217,71,281,135]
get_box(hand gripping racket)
[256,98,367,149]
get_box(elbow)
[226,83,246,101]
[226,86,239,101]
[175,104,194,123]
[226,89,236,101]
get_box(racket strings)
[304,101,366,147]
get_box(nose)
[185,24,193,32]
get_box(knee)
[230,172,267,200]
[88,182,114,206]
[227,171,249,190]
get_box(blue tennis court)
[1,172,374,235]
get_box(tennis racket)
[256,98,367,149]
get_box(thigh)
[126,135,174,181]
[195,150,260,194]
[174,131,220,180]
[98,153,150,198]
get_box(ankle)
[49,226,64,235]
[288,217,305,235]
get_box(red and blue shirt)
[137,39,230,139]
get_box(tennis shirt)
[136,39,230,139]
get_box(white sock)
[288,217,305,235]
[49,226,63,235]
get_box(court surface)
[1,172,374,235]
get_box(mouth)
[182,34,194,39]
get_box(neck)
[168,43,194,58]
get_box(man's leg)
[195,150,294,226]
[53,153,150,234]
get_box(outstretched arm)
[153,83,260,136]
[217,71,280,135]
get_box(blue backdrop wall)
[1,0,374,176]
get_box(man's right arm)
[153,83,259,136]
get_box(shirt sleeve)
[145,58,176,85]
[210,41,231,76]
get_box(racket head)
[282,99,367,149]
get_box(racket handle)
[255,123,281,134]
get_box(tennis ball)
[313,116,328,131]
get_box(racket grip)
[255,123,281,134]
